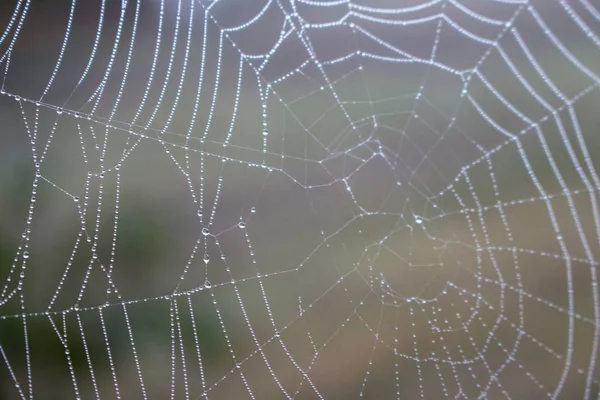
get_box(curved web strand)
[0,1,599,399]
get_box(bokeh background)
[1,0,599,398]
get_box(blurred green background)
[0,0,599,399]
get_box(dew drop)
[57,108,63,115]
[250,207,256,213]
[14,95,21,102]
[197,210,203,217]
[239,221,246,229]
[414,216,423,225]
[73,196,79,202]
[262,129,268,136]
[203,254,210,263]
[204,280,212,289]
[202,227,209,236]
[22,251,29,259]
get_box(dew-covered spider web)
[1,0,600,398]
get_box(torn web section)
[0,0,599,399]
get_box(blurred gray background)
[0,0,599,398]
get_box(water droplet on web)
[204,280,212,289]
[239,221,246,229]
[250,207,256,213]
[262,129,268,136]
[414,216,423,224]
[57,108,63,115]
[14,95,21,102]
[202,227,209,236]
[73,196,79,202]
[197,210,203,217]
[203,254,210,263]
[22,251,29,259]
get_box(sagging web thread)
[0,0,600,399]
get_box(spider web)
[1,0,600,398]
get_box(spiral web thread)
[1,0,600,398]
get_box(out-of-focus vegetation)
[1,1,600,399]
